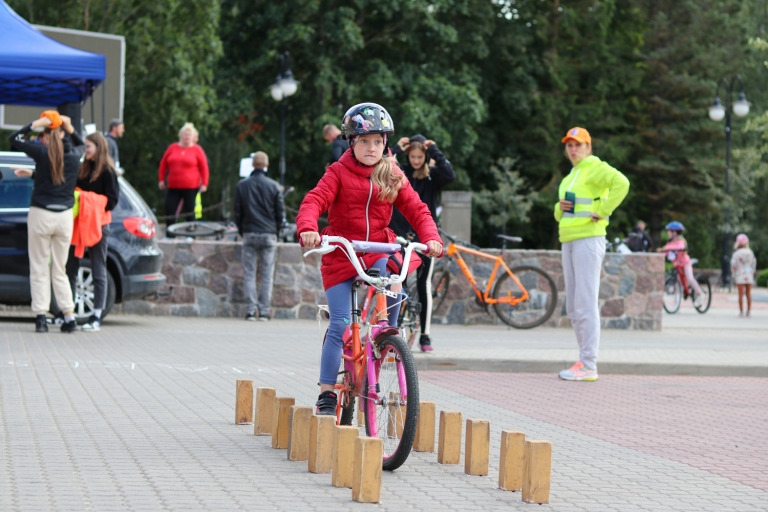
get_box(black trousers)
[165,188,197,222]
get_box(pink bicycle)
[305,235,426,470]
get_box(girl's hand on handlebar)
[300,231,321,248]
[425,240,443,257]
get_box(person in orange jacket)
[66,133,119,332]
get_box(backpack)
[626,231,646,252]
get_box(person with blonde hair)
[731,233,757,317]
[158,122,209,223]
[8,111,84,333]
[297,102,443,415]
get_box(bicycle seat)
[497,234,523,243]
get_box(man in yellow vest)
[555,127,630,381]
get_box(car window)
[0,167,34,209]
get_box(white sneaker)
[693,293,705,308]
[81,315,101,332]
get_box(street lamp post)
[707,76,749,289]
[269,51,298,190]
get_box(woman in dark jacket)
[9,111,84,333]
[66,132,120,332]
[389,134,456,352]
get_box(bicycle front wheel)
[363,335,419,471]
[694,275,712,314]
[663,275,681,314]
[400,281,421,349]
[492,266,557,329]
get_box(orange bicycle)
[432,229,557,328]
[306,235,426,470]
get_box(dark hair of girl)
[79,132,115,182]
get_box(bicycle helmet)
[340,103,394,140]
[665,221,684,232]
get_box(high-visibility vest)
[194,192,202,219]
[555,155,629,243]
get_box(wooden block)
[464,418,490,476]
[271,397,295,449]
[332,426,359,488]
[287,406,312,461]
[413,401,436,452]
[499,430,525,491]
[357,397,365,427]
[309,415,336,473]
[235,379,253,424]
[522,440,552,504]
[254,387,276,436]
[437,410,462,464]
[351,437,383,503]
[387,400,406,438]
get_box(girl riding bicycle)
[296,103,442,415]
[657,221,706,307]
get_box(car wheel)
[50,258,116,323]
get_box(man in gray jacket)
[234,151,285,321]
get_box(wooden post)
[287,406,312,461]
[522,440,552,504]
[437,410,462,464]
[413,401,435,452]
[254,387,276,436]
[271,397,295,449]
[351,437,383,503]
[235,379,253,424]
[332,425,359,488]
[464,418,490,476]
[309,415,336,473]
[499,430,525,491]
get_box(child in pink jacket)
[657,221,706,307]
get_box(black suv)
[0,151,166,320]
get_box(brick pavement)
[1,301,767,511]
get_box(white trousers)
[27,206,74,315]
[561,236,606,369]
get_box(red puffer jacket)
[296,149,440,289]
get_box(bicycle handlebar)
[303,235,428,288]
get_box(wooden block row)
[242,386,550,505]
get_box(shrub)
[757,269,768,287]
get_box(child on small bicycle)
[657,221,706,307]
[296,102,443,415]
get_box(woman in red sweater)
[157,122,209,222]
[296,102,443,415]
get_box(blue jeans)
[242,233,277,316]
[66,224,110,311]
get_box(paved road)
[1,291,766,511]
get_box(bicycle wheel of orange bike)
[492,266,557,329]
[431,269,450,314]
[363,334,419,471]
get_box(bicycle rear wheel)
[431,270,450,314]
[363,335,419,471]
[693,275,712,313]
[663,275,681,314]
[492,266,557,329]
[400,281,421,349]
[166,221,224,239]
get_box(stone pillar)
[440,191,472,242]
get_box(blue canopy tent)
[0,0,105,107]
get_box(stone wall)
[117,240,665,330]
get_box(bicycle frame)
[444,241,529,307]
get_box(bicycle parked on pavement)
[305,235,425,471]
[431,229,557,329]
[663,257,712,314]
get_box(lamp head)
[733,92,750,117]
[708,97,725,122]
